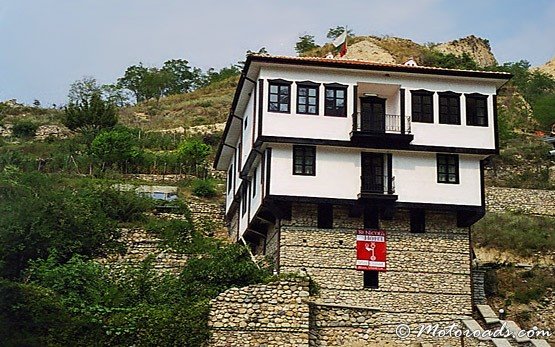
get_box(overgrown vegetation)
[0,171,270,346]
[472,212,555,256]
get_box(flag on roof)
[332,29,348,57]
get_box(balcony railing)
[352,113,411,135]
[360,175,395,195]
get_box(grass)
[472,212,555,256]
[0,102,64,126]
[118,76,238,131]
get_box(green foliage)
[326,26,354,40]
[117,60,203,103]
[492,267,555,306]
[94,185,154,222]
[472,212,555,256]
[0,279,72,346]
[12,120,39,138]
[64,92,118,132]
[177,137,211,174]
[91,127,143,170]
[295,34,319,54]
[191,178,217,198]
[530,94,555,128]
[198,65,241,87]
[420,50,479,70]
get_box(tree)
[117,64,150,103]
[198,65,241,87]
[68,77,102,104]
[64,92,118,132]
[101,84,132,107]
[177,138,210,175]
[161,59,202,94]
[295,34,319,54]
[90,128,142,170]
[326,26,354,40]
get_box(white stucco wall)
[258,65,498,150]
[268,144,482,206]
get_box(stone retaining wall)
[97,228,188,274]
[208,278,311,347]
[486,186,555,216]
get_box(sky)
[1,0,555,106]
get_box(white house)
[212,55,512,345]
[214,55,510,243]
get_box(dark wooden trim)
[324,82,348,88]
[267,80,291,114]
[493,94,499,153]
[296,83,320,115]
[480,159,486,209]
[223,143,236,150]
[252,80,257,146]
[258,79,264,138]
[436,153,460,184]
[400,88,405,133]
[292,145,316,176]
[387,153,393,194]
[268,78,293,85]
[261,151,266,200]
[295,80,320,87]
[353,85,358,115]
[258,135,497,155]
[241,73,256,84]
[265,148,272,197]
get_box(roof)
[247,54,513,80]
[213,54,513,169]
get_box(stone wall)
[208,278,311,347]
[486,186,555,216]
[188,199,226,236]
[97,228,188,274]
[279,203,474,346]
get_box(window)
[411,90,434,123]
[244,116,248,129]
[317,204,333,229]
[293,145,316,176]
[437,154,459,184]
[268,79,291,113]
[252,168,257,197]
[296,82,319,115]
[439,92,461,125]
[227,165,233,192]
[466,94,488,126]
[363,270,379,289]
[410,209,425,233]
[324,83,347,117]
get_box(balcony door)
[360,96,386,133]
[361,153,384,193]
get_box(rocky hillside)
[304,34,496,67]
[538,56,555,77]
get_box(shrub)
[12,120,39,138]
[191,178,217,198]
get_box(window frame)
[324,83,348,117]
[268,79,292,114]
[465,93,489,127]
[436,154,460,184]
[411,90,434,123]
[292,145,316,176]
[438,91,461,125]
[296,81,320,115]
[241,184,248,216]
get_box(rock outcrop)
[434,35,497,67]
[537,56,555,77]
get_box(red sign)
[356,229,387,271]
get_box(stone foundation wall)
[486,186,555,216]
[208,278,311,347]
[188,199,226,235]
[279,203,474,346]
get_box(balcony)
[351,112,413,147]
[358,175,397,200]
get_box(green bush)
[191,178,217,198]
[12,120,39,138]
